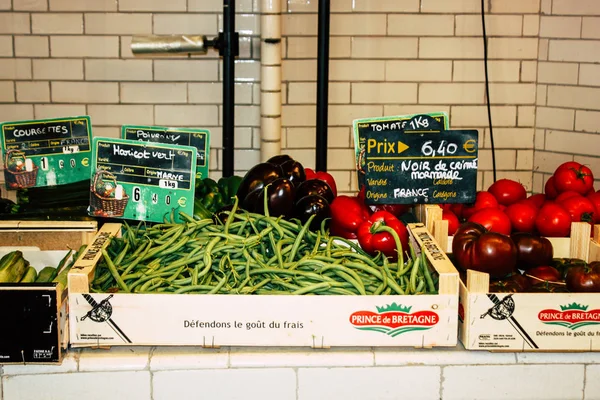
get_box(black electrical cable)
[481,0,497,182]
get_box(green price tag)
[0,116,92,190]
[121,125,210,180]
[90,137,197,223]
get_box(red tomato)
[525,265,562,286]
[555,190,581,203]
[544,176,559,200]
[587,192,600,223]
[566,261,600,292]
[442,210,460,236]
[526,193,546,209]
[452,222,517,278]
[554,161,583,173]
[488,179,527,206]
[511,233,554,270]
[505,202,538,233]
[462,191,499,220]
[448,203,465,220]
[468,208,512,235]
[535,202,572,237]
[559,195,596,223]
[553,162,594,195]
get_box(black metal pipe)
[315,0,330,172]
[222,0,236,177]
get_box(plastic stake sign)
[89,137,196,223]
[121,125,210,180]
[360,115,479,205]
[0,116,92,190]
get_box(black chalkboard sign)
[362,127,478,205]
[0,286,61,363]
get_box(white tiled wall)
[532,0,600,192]
[2,345,599,400]
[0,0,587,196]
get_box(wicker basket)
[4,150,38,189]
[90,170,129,217]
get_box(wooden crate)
[0,220,98,250]
[68,222,460,349]
[0,220,98,364]
[415,204,600,351]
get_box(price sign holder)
[0,116,92,190]
[358,114,478,205]
[121,125,210,179]
[89,137,197,223]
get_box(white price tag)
[159,180,178,189]
[62,145,80,154]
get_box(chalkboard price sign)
[121,125,210,179]
[90,137,197,223]
[0,116,92,190]
[362,128,478,205]
[353,112,449,189]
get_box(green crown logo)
[560,302,589,311]
[377,302,412,313]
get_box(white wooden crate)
[68,222,460,349]
[415,204,600,351]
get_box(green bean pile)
[91,205,438,295]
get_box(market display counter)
[1,345,598,400]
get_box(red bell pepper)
[329,195,370,239]
[330,219,358,239]
[304,168,337,197]
[357,210,409,262]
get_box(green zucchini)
[20,266,38,283]
[35,266,58,283]
[0,251,28,283]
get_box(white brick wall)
[2,346,599,400]
[0,0,596,194]
[533,0,600,192]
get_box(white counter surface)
[2,344,599,400]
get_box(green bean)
[409,256,420,294]
[287,215,315,263]
[240,277,271,294]
[91,204,440,296]
[173,284,218,294]
[420,247,436,294]
[342,260,383,281]
[327,269,366,295]
[101,248,129,292]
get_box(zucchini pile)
[0,247,84,285]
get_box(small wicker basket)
[4,149,38,188]
[90,170,129,217]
